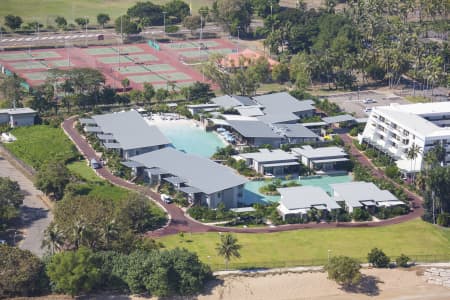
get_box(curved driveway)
[62,117,424,238]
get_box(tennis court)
[9,61,47,70]
[84,48,117,55]
[0,52,31,61]
[115,64,175,74]
[165,40,219,50]
[49,59,71,67]
[97,56,133,64]
[22,72,49,81]
[161,72,191,81]
[30,51,61,59]
[180,48,233,58]
[112,46,144,53]
[127,74,166,84]
[128,54,158,62]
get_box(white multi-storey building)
[359,102,450,174]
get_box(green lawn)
[159,219,450,270]
[0,0,213,24]
[4,125,79,169]
[67,160,103,182]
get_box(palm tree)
[42,223,64,255]
[121,78,130,93]
[216,233,241,270]
[407,143,421,183]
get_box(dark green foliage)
[375,206,408,220]
[96,13,110,27]
[385,165,400,179]
[0,177,24,229]
[4,15,22,30]
[188,205,235,222]
[181,81,215,102]
[367,248,390,268]
[115,15,140,35]
[127,1,163,26]
[46,247,101,296]
[211,145,237,160]
[0,245,48,298]
[437,213,450,227]
[225,157,259,177]
[35,160,71,200]
[325,256,361,287]
[92,251,129,291]
[351,208,371,221]
[395,254,410,268]
[164,0,190,23]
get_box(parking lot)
[325,90,409,118]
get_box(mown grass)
[159,219,450,270]
[4,125,79,169]
[0,0,213,24]
[67,160,103,182]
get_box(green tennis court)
[180,48,233,58]
[85,48,117,55]
[166,41,219,49]
[9,61,47,70]
[0,52,31,61]
[112,46,144,53]
[115,64,175,74]
[128,54,158,62]
[23,72,49,81]
[128,74,166,83]
[49,59,71,67]
[161,72,192,81]
[31,51,60,59]
[97,56,133,64]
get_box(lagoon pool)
[154,121,226,158]
[242,174,352,205]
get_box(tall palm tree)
[42,223,65,255]
[216,233,241,270]
[407,143,422,183]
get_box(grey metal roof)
[121,161,145,168]
[186,104,220,109]
[263,161,300,168]
[84,126,103,133]
[240,149,298,163]
[0,107,36,115]
[303,121,327,127]
[256,113,300,124]
[211,95,255,109]
[273,124,319,139]
[355,118,368,123]
[179,186,203,194]
[236,106,264,117]
[103,142,122,149]
[164,176,186,185]
[330,181,399,208]
[97,133,115,140]
[253,92,315,115]
[129,147,248,195]
[278,186,341,210]
[146,167,169,175]
[79,118,96,125]
[227,120,281,138]
[91,110,169,151]
[312,157,350,163]
[291,146,348,160]
[322,114,355,124]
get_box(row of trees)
[3,14,111,31]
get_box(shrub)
[351,208,371,221]
[437,213,450,227]
[325,256,362,287]
[367,248,390,268]
[385,165,400,179]
[395,254,410,268]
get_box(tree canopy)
[325,256,362,287]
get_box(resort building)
[277,186,341,220]
[330,181,404,213]
[238,149,300,176]
[211,95,255,110]
[123,147,248,209]
[253,92,315,124]
[186,103,220,115]
[272,124,320,144]
[359,102,450,174]
[0,108,36,127]
[226,119,283,148]
[80,110,170,159]
[291,145,349,172]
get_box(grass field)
[0,0,214,24]
[159,219,450,270]
[5,125,79,169]
[67,160,103,182]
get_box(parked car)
[363,98,376,104]
[90,158,101,169]
[161,194,173,204]
[364,107,373,114]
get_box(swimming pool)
[242,174,352,205]
[154,121,226,158]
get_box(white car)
[161,194,172,204]
[364,107,373,114]
[363,98,376,104]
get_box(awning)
[84,126,103,133]
[377,200,405,207]
[312,158,350,164]
[179,186,202,194]
[79,118,96,125]
[262,161,300,168]
[146,167,169,175]
[104,142,121,149]
[208,118,230,126]
[97,134,114,140]
[230,207,256,213]
[360,200,376,206]
[322,114,355,124]
[164,176,186,185]
[121,161,145,168]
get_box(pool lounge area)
[242,174,352,205]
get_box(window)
[403,130,409,136]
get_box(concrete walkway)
[0,152,52,257]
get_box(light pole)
[163,11,167,36]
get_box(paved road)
[62,117,424,238]
[0,153,52,257]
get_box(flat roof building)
[0,108,36,127]
[125,147,248,209]
[277,186,341,220]
[82,110,170,159]
[359,102,450,174]
[330,181,404,213]
[239,149,300,176]
[226,119,283,148]
[211,95,255,109]
[273,124,320,144]
[292,145,349,172]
